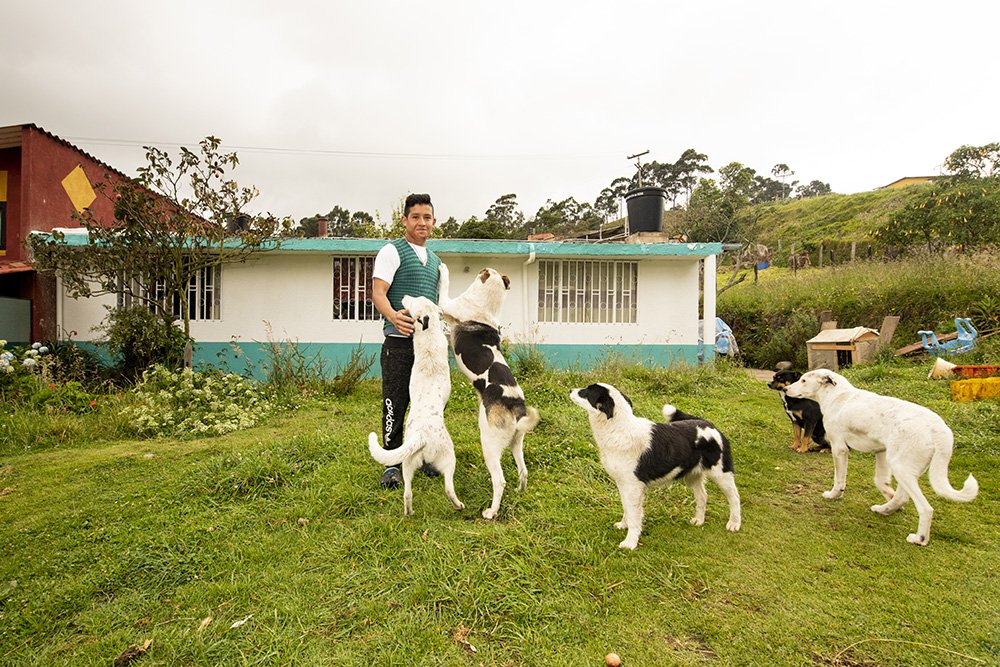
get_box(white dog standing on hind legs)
[367,295,464,516]
[439,264,540,520]
[785,368,979,546]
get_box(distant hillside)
[738,184,935,258]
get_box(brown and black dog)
[768,369,829,453]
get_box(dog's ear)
[823,374,836,386]
[478,269,490,284]
[419,315,430,331]
[501,274,511,290]
[597,397,615,420]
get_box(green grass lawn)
[1,361,997,666]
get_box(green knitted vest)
[383,237,441,336]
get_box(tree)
[484,193,525,237]
[944,142,1000,179]
[796,180,832,198]
[872,178,1000,253]
[672,149,712,206]
[686,163,762,243]
[30,136,290,343]
[437,216,461,238]
[456,215,506,239]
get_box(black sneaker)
[380,466,402,488]
[420,462,440,478]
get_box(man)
[371,193,444,488]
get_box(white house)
[52,236,722,373]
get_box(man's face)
[402,203,435,244]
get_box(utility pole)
[628,150,650,187]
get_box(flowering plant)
[124,365,273,438]
[0,340,52,400]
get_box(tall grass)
[719,252,1000,368]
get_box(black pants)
[380,336,414,453]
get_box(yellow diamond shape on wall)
[62,164,97,213]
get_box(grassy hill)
[746,186,929,249]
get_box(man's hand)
[390,308,415,336]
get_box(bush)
[719,253,1000,369]
[29,381,98,414]
[0,341,52,403]
[101,307,188,381]
[124,366,273,438]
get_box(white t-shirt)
[373,241,429,283]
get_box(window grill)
[116,265,221,321]
[537,259,637,323]
[333,256,378,320]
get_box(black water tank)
[625,187,667,233]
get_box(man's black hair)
[404,193,433,217]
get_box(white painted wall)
[58,252,706,349]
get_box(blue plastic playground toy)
[917,318,978,356]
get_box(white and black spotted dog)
[570,382,742,550]
[439,266,540,520]
[367,295,464,516]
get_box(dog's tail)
[928,446,979,502]
[367,431,419,467]
[662,404,701,423]
[516,406,540,433]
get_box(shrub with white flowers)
[0,340,49,384]
[125,365,274,438]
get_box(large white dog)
[439,266,539,520]
[785,368,978,546]
[367,295,464,516]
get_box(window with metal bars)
[537,259,637,323]
[116,265,221,321]
[332,256,378,320]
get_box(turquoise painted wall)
[73,340,713,378]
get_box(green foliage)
[719,252,1000,369]
[101,306,188,381]
[506,341,550,379]
[29,381,98,414]
[328,343,377,396]
[872,177,1000,253]
[125,365,273,438]
[0,341,51,402]
[248,328,374,398]
[43,340,107,389]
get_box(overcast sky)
[3,1,997,225]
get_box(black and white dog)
[570,383,741,550]
[440,266,540,520]
[768,369,829,453]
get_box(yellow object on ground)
[951,377,1000,402]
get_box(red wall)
[1,126,130,341]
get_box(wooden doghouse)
[806,327,882,371]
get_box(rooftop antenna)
[627,150,650,187]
